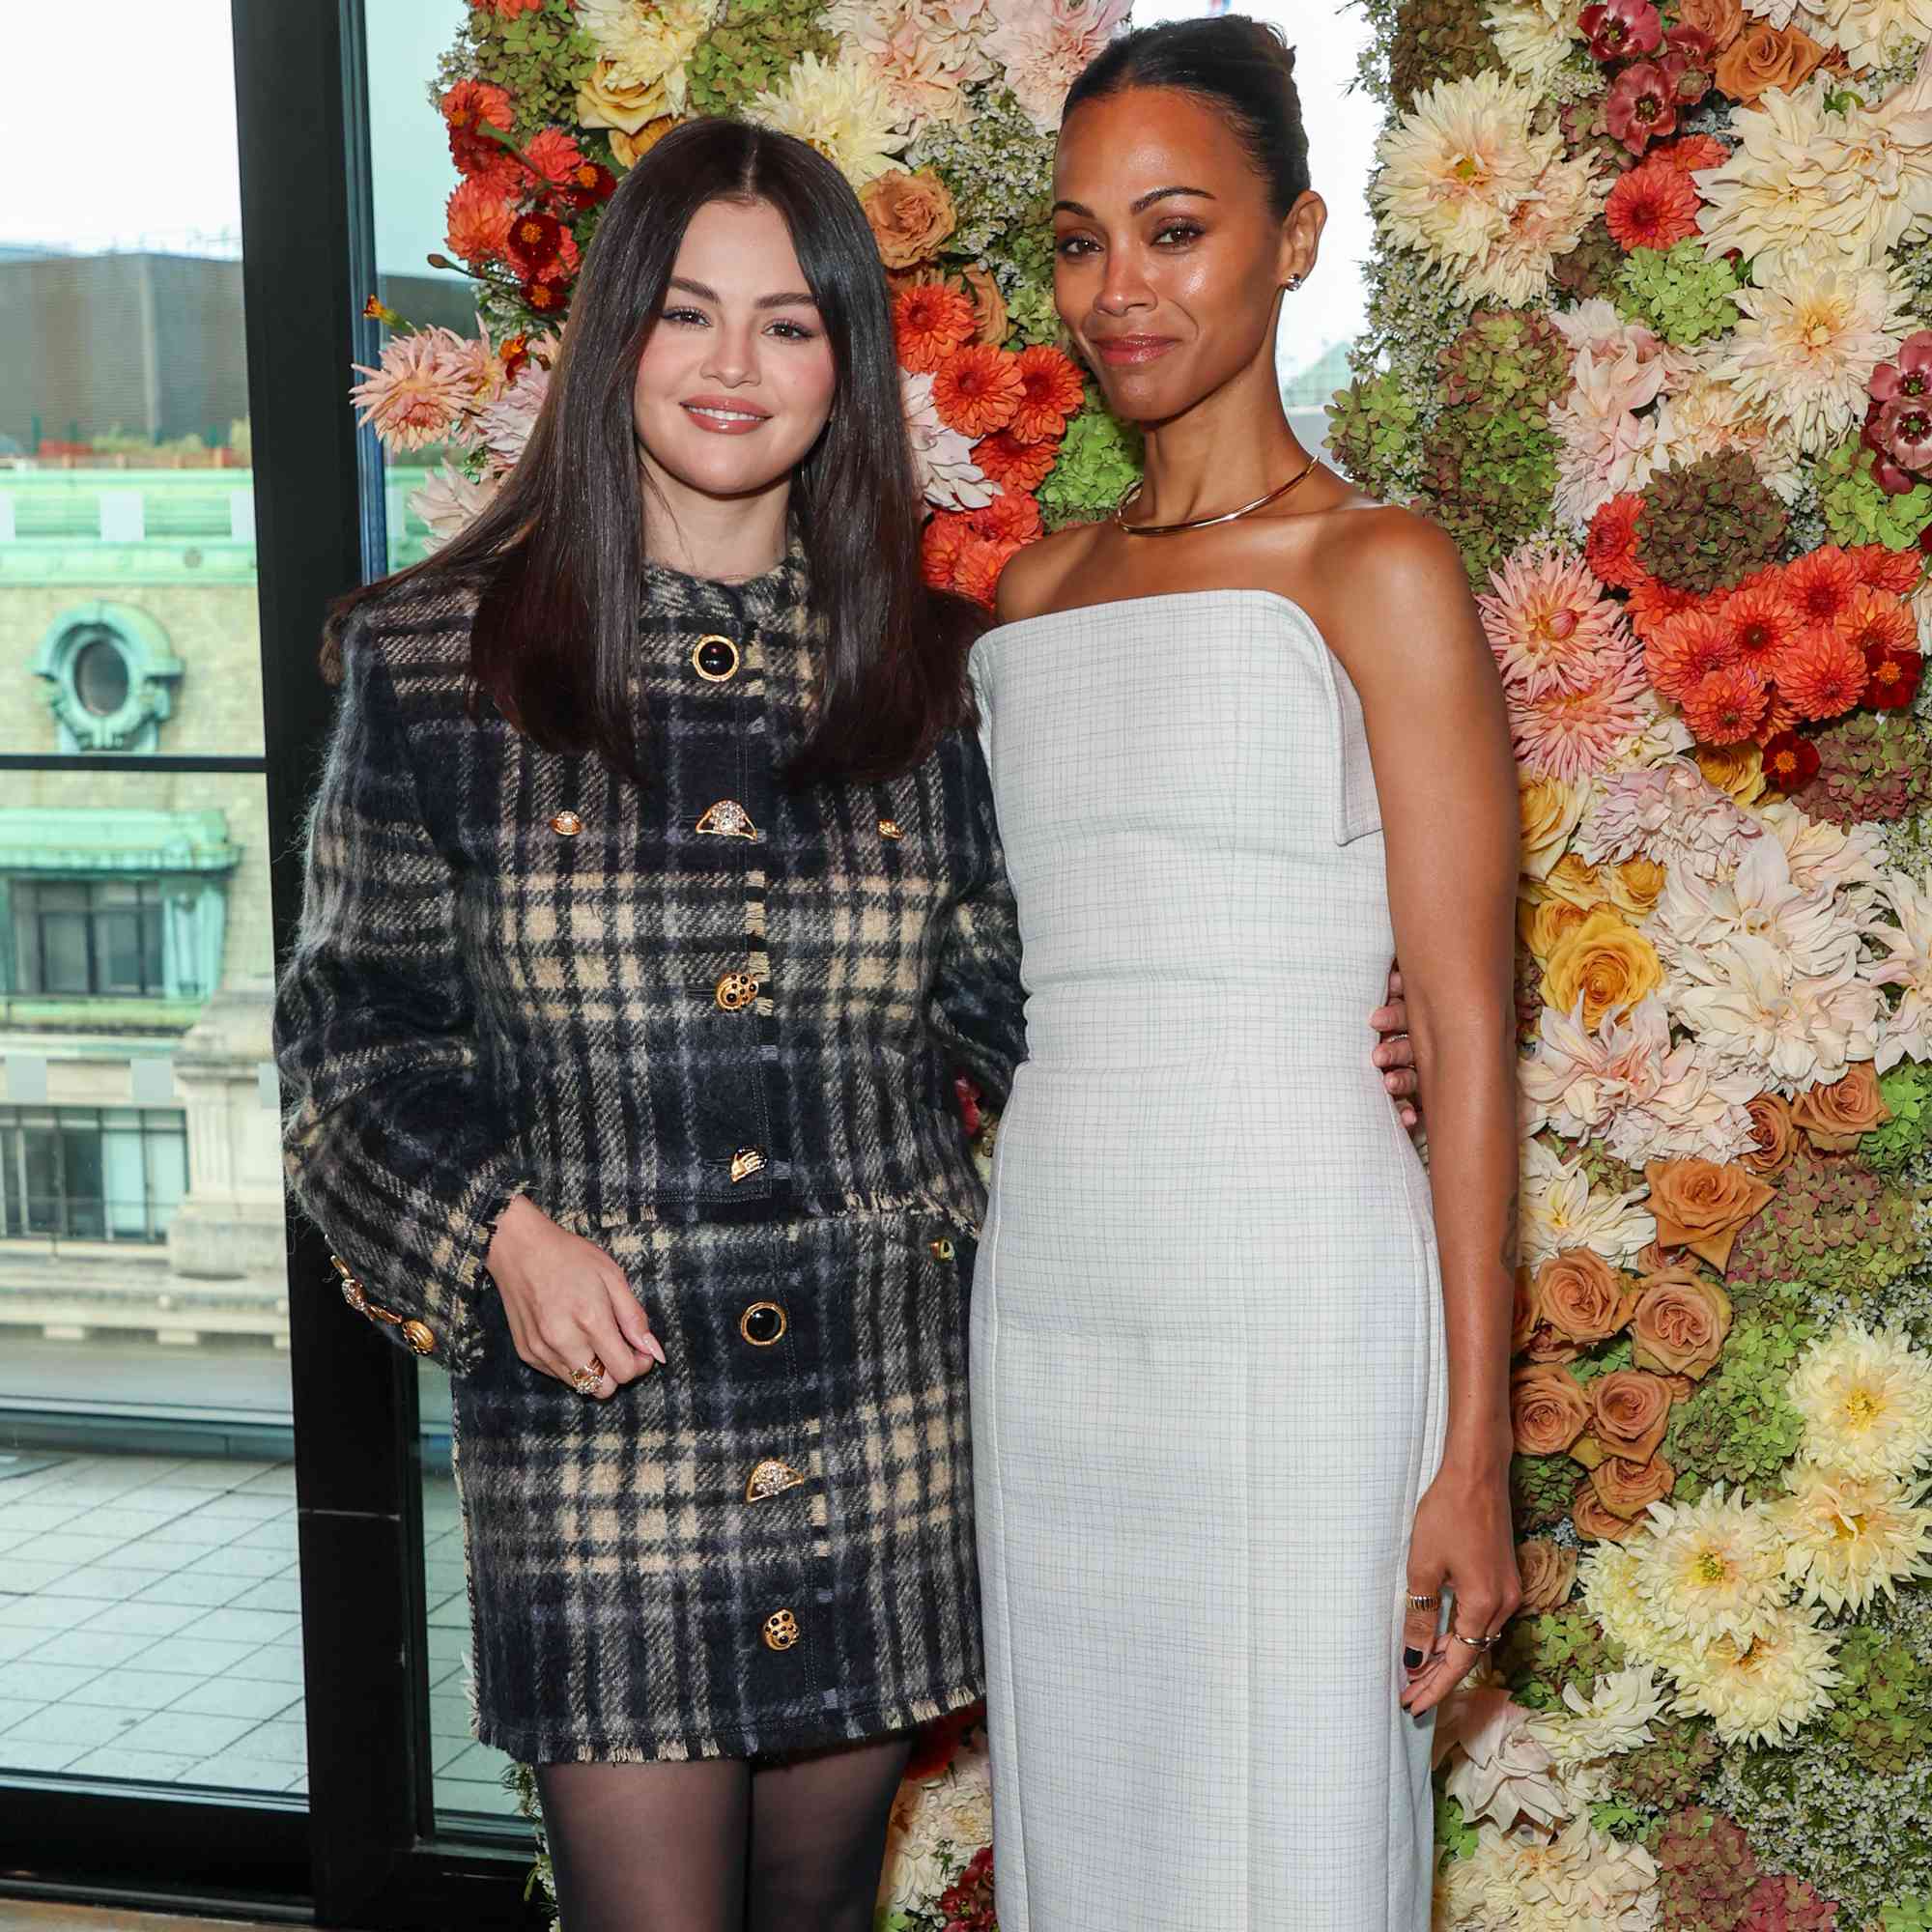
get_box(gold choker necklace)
[1114,451,1321,536]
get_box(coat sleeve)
[272,615,522,1377]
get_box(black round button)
[739,1300,786,1347]
[694,635,740,683]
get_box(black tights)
[535,1732,914,1932]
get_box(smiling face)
[631,195,839,502]
[1052,85,1321,425]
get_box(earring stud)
[1286,273,1304,292]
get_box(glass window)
[14,880,168,996]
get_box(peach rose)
[1791,1064,1890,1151]
[1645,1158,1776,1270]
[1715,19,1827,99]
[860,169,957,270]
[1742,1094,1799,1178]
[1573,1482,1638,1542]
[1513,1267,1542,1355]
[1632,1267,1734,1378]
[1677,0,1744,48]
[609,115,679,169]
[1520,776,1587,883]
[577,57,668,134]
[1517,1537,1578,1613]
[1513,1362,1593,1456]
[1588,1369,1674,1463]
[1520,896,1590,964]
[1590,1452,1677,1520]
[1695,742,1767,806]
[1535,1248,1635,1348]
[1543,907,1666,1030]
[963,265,1009,347]
[1605,855,1668,922]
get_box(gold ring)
[569,1357,606,1397]
[1449,1629,1499,1650]
[1406,1592,1440,1611]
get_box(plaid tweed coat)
[273,546,1025,1763]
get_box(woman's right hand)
[485,1196,666,1398]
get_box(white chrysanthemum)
[1465,153,1604,306]
[1650,373,1806,505]
[1373,71,1555,272]
[1868,867,1932,1071]
[1714,264,1912,455]
[1806,0,1932,72]
[900,370,995,511]
[878,1745,992,1911]
[1774,1462,1932,1614]
[1634,1486,1789,1649]
[1758,801,1887,899]
[1648,832,1862,988]
[1486,0,1584,85]
[1520,1136,1657,1267]
[1668,1604,1842,1746]
[1787,1322,1932,1480]
[746,47,911,185]
[1435,1834,1506,1932]
[1492,1818,1662,1932]
[1437,1687,1569,1833]
[1549,341,1670,525]
[1579,1543,1679,1667]
[408,463,498,552]
[578,0,718,117]
[1528,1665,1670,1773]
[1577,760,1757,882]
[1692,79,1834,276]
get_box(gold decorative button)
[550,810,582,837]
[762,1608,801,1652]
[740,1301,787,1346]
[329,1253,371,1317]
[929,1237,956,1263]
[696,800,759,840]
[745,1458,806,1503]
[401,1320,437,1356]
[729,1147,767,1184]
[693,635,740,683]
[878,818,905,840]
[714,971,759,1012]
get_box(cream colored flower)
[1579,1541,1680,1666]
[1435,1687,1570,1832]
[1468,154,1605,306]
[879,1745,993,1910]
[1714,264,1912,455]
[1758,800,1887,898]
[824,0,993,135]
[1648,830,1861,988]
[409,463,498,551]
[1693,78,1833,274]
[1787,1322,1932,1479]
[1650,372,1805,503]
[1805,0,1932,70]
[1520,775,1591,883]
[576,0,717,126]
[1868,867,1932,1072]
[1668,1604,1841,1745]
[1528,1665,1670,1773]
[1520,1136,1658,1268]
[746,47,911,185]
[1487,0,1585,85]
[901,370,995,511]
[1774,1462,1932,1613]
[1492,1818,1662,1932]
[1634,1485,1788,1648]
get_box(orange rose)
[1742,1094,1799,1178]
[1644,1157,1776,1270]
[1573,1482,1638,1542]
[1791,1064,1890,1151]
[1517,1537,1578,1613]
[860,168,957,270]
[1632,1267,1734,1378]
[1590,1453,1677,1520]
[963,265,1009,347]
[1588,1369,1675,1463]
[1513,1362,1593,1456]
[1535,1248,1636,1347]
[1677,0,1745,46]
[1695,741,1767,805]
[1542,907,1666,1030]
[1715,19,1827,99]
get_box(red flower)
[931,344,1024,439]
[922,510,973,591]
[1848,543,1922,595]
[499,332,531,383]
[522,277,569,317]
[506,209,566,275]
[1627,574,1697,642]
[1606,61,1681,155]
[1579,0,1662,61]
[1645,606,1736,697]
[1833,584,1916,658]
[1869,328,1932,405]
[521,127,587,186]
[1008,345,1085,444]
[1715,581,1800,675]
[1781,547,1860,631]
[445,178,515,265]
[561,159,618,210]
[1775,627,1869,720]
[1680,664,1768,744]
[1586,496,1645,589]
[440,79,517,182]
[951,1077,984,1143]
[1865,645,1924,708]
[970,490,1043,546]
[1760,729,1820,790]
[953,532,1019,610]
[1653,132,1727,173]
[975,429,1061,492]
[1605,159,1701,251]
[895,283,979,373]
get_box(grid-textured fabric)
[274,549,1025,1758]
[968,589,1449,1931]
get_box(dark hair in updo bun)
[1062,15,1312,220]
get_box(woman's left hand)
[1399,1451,1520,1716]
[1372,963,1420,1130]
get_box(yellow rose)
[1520,776,1588,884]
[609,114,680,169]
[1520,896,1590,964]
[1695,743,1767,807]
[578,57,668,134]
[1605,856,1667,921]
[1542,907,1665,1030]
[1538,852,1611,913]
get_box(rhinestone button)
[762,1608,801,1652]
[696,800,759,840]
[878,818,905,840]
[693,635,740,682]
[550,810,582,838]
[739,1301,786,1347]
[714,971,759,1012]
[745,1458,806,1503]
[729,1147,767,1184]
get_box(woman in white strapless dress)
[969,20,1523,1931]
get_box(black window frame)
[14,878,168,998]
[0,1104,188,1242]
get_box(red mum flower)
[1755,687,1803,742]
[1865,645,1925,708]
[1654,132,1727,173]
[1715,581,1800,676]
[1605,160,1701,252]
[506,209,566,275]
[441,79,517,182]
[953,532,1019,610]
[499,332,531,383]
[1626,574,1697,642]
[445,177,514,265]
[1680,664,1769,744]
[970,490,1043,546]
[974,429,1061,492]
[1781,547,1861,630]
[1833,584,1916,657]
[1007,345,1085,444]
[1760,729,1820,788]
[562,159,618,211]
[1587,495,1646,589]
[895,283,978,373]
[921,510,973,591]
[1775,627,1869,719]
[1847,542,1923,595]
[930,344,1024,439]
[522,276,569,317]
[521,127,586,187]
[1644,605,1736,696]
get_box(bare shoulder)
[993,522,1103,626]
[1316,502,1469,612]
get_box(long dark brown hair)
[333,117,977,787]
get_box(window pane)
[37,910,92,995]
[73,635,131,716]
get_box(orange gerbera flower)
[970,490,1042,546]
[1781,547,1860,631]
[1680,664,1769,744]
[921,511,973,591]
[1833,584,1916,657]
[930,344,1024,439]
[1605,160,1701,251]
[1627,575,1697,642]
[1775,627,1868,719]
[895,284,978,374]
[1654,132,1727,173]
[1645,605,1737,697]
[1847,543,1922,596]
[974,430,1061,492]
[1716,581,1800,675]
[953,533,1019,610]
[1587,495,1646,590]
[1007,346,1085,444]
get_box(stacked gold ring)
[1405,1592,1440,1611]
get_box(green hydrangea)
[1819,434,1932,551]
[1863,1065,1932,1179]
[1037,401,1144,529]
[1327,371,1423,499]
[1438,308,1573,421]
[443,3,597,135]
[1661,1317,1812,1502]
[1818,1626,1932,1777]
[1882,1896,1932,1931]
[1653,1806,1761,1932]
[1496,1605,1626,1712]
[1576,1142,1646,1202]
[1607,1716,1721,1814]
[1589,1797,1647,1842]
[909,91,1057,264]
[1388,0,1501,108]
[1571,1334,1635,1385]
[990,226,1062,349]
[686,0,835,114]
[1511,1452,1581,1534]
[1795,710,1932,827]
[1436,1791,1479,1864]
[1637,451,1791,595]
[1616,242,1743,348]
[1417,409,1561,586]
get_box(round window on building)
[72,634,132,717]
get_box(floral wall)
[1332,0,1932,1922]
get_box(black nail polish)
[1404,1647,1424,1669]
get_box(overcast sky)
[4,0,1375,370]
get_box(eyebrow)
[668,276,818,309]
[1052,185,1218,217]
